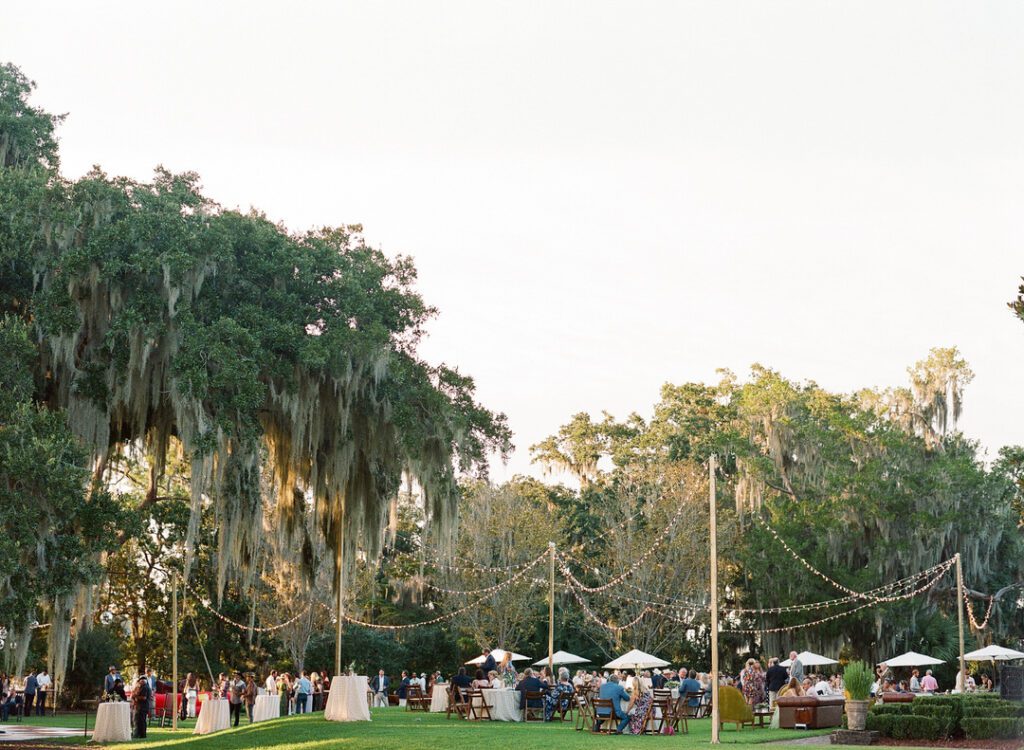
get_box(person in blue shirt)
[295,671,313,714]
[679,668,703,708]
[22,671,37,717]
[596,674,631,733]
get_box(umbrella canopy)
[963,645,1024,661]
[466,649,531,665]
[881,651,944,667]
[604,649,670,670]
[533,650,591,666]
[780,651,839,668]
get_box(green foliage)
[63,627,122,706]
[870,704,913,716]
[962,717,1024,739]
[889,715,943,741]
[843,661,873,700]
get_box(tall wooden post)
[171,572,178,731]
[548,542,556,676]
[709,455,720,744]
[955,553,966,692]
[334,534,346,677]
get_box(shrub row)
[961,717,1024,739]
[866,713,944,740]
[961,701,1023,718]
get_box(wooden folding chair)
[467,689,492,721]
[574,693,591,731]
[523,690,546,722]
[646,697,669,734]
[684,692,705,719]
[591,698,618,733]
[445,685,469,720]
[664,696,689,734]
[653,688,672,703]
[406,684,429,712]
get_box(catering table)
[253,693,280,723]
[478,688,522,722]
[193,698,230,735]
[324,675,371,722]
[92,701,131,743]
[429,683,449,712]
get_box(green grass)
[3,708,838,749]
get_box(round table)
[253,693,280,722]
[193,697,230,734]
[479,688,522,722]
[429,683,448,712]
[92,701,131,743]
[324,675,371,722]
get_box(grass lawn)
[4,708,838,749]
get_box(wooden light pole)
[548,542,556,676]
[709,455,720,744]
[335,535,346,677]
[171,571,178,731]
[955,553,966,691]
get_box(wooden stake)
[709,455,720,744]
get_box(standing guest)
[920,670,938,693]
[596,674,631,733]
[481,648,497,675]
[369,669,389,708]
[787,652,804,684]
[228,671,245,726]
[876,662,893,686]
[397,670,411,707]
[740,659,765,706]
[145,667,157,718]
[184,672,199,718]
[265,670,279,695]
[22,670,37,717]
[295,671,312,713]
[244,674,257,722]
[311,672,323,711]
[765,657,788,709]
[103,666,119,695]
[216,672,228,699]
[498,653,516,684]
[35,668,50,716]
[132,676,150,738]
[909,669,921,693]
[278,673,292,715]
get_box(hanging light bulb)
[100,611,114,625]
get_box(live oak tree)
[0,62,510,689]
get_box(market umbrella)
[780,651,839,668]
[466,649,531,665]
[963,645,1024,661]
[604,649,670,671]
[881,651,944,667]
[533,650,590,666]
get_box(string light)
[720,559,955,634]
[183,581,317,633]
[964,592,994,630]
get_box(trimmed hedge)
[871,704,913,716]
[961,717,1024,739]
[889,715,943,740]
[962,700,1023,718]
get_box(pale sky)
[5,1,1023,481]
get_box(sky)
[4,1,1023,481]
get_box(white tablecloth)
[193,698,230,735]
[429,683,448,712]
[479,688,522,722]
[253,694,280,722]
[325,675,371,722]
[92,702,131,743]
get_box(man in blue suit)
[481,648,497,675]
[370,669,390,708]
[515,668,545,711]
[596,674,631,733]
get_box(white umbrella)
[533,650,590,666]
[780,651,839,668]
[466,649,530,665]
[881,651,944,667]
[963,645,1024,661]
[604,649,670,670]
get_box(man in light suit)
[370,669,390,707]
[596,674,631,733]
[788,651,804,684]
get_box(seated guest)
[471,669,490,689]
[778,677,804,698]
[897,680,910,693]
[979,674,993,692]
[680,669,703,707]
[487,671,501,689]
[800,677,813,694]
[451,667,473,700]
[813,675,832,695]
[516,668,545,710]
[111,678,128,702]
[543,668,575,721]
[596,674,631,733]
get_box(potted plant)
[843,661,873,731]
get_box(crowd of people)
[0,668,52,721]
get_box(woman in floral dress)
[627,675,654,734]
[543,668,575,721]
[740,659,765,706]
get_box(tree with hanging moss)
[0,61,511,688]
